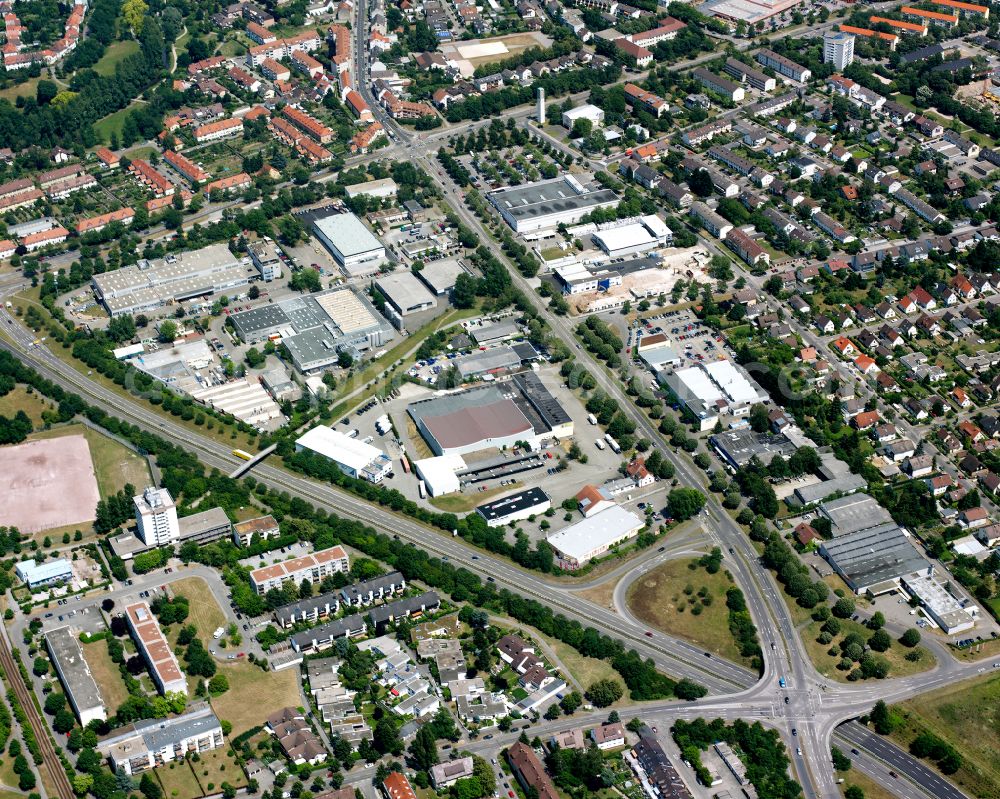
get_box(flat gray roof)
[313,212,384,258]
[489,176,619,222]
[820,525,928,591]
[46,627,104,715]
[375,271,436,312]
[820,493,893,536]
[415,259,464,294]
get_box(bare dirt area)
[0,434,100,533]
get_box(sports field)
[0,434,99,533]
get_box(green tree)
[585,679,624,708]
[899,628,921,647]
[157,320,177,343]
[870,700,897,735]
[139,772,162,799]
[667,488,706,521]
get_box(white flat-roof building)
[413,454,466,496]
[249,238,283,282]
[592,215,673,257]
[92,243,253,317]
[134,486,180,546]
[46,626,107,725]
[662,359,769,430]
[823,30,855,69]
[546,506,644,569]
[344,178,398,199]
[16,558,72,588]
[295,425,393,483]
[563,104,605,129]
[312,212,386,277]
[488,175,619,234]
[900,571,978,633]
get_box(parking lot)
[633,308,731,367]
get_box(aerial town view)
[4,0,1000,798]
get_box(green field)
[626,558,752,666]
[209,660,301,736]
[93,40,140,76]
[166,576,227,647]
[430,482,518,513]
[154,760,204,799]
[801,617,934,683]
[0,76,42,102]
[82,639,130,712]
[0,385,52,426]
[889,673,1000,799]
[93,101,145,143]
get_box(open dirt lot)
[0,434,100,533]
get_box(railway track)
[0,629,74,799]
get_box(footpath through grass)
[626,557,751,666]
[889,672,1000,799]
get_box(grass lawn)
[801,617,934,683]
[210,661,301,736]
[0,384,53,426]
[0,751,20,791]
[93,40,140,76]
[430,482,518,513]
[94,104,139,143]
[0,76,41,102]
[838,769,899,799]
[166,577,227,646]
[29,422,151,498]
[154,760,204,799]
[189,746,246,794]
[626,558,751,666]
[546,637,623,697]
[82,639,131,712]
[889,673,1000,799]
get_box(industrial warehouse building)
[488,175,619,234]
[310,210,386,276]
[46,627,107,725]
[476,487,551,527]
[92,244,257,317]
[819,524,929,594]
[295,425,393,483]
[817,494,894,536]
[98,704,224,775]
[375,271,438,316]
[591,215,673,258]
[661,360,769,430]
[546,506,644,569]
[407,372,573,456]
[228,288,394,373]
[415,258,465,295]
